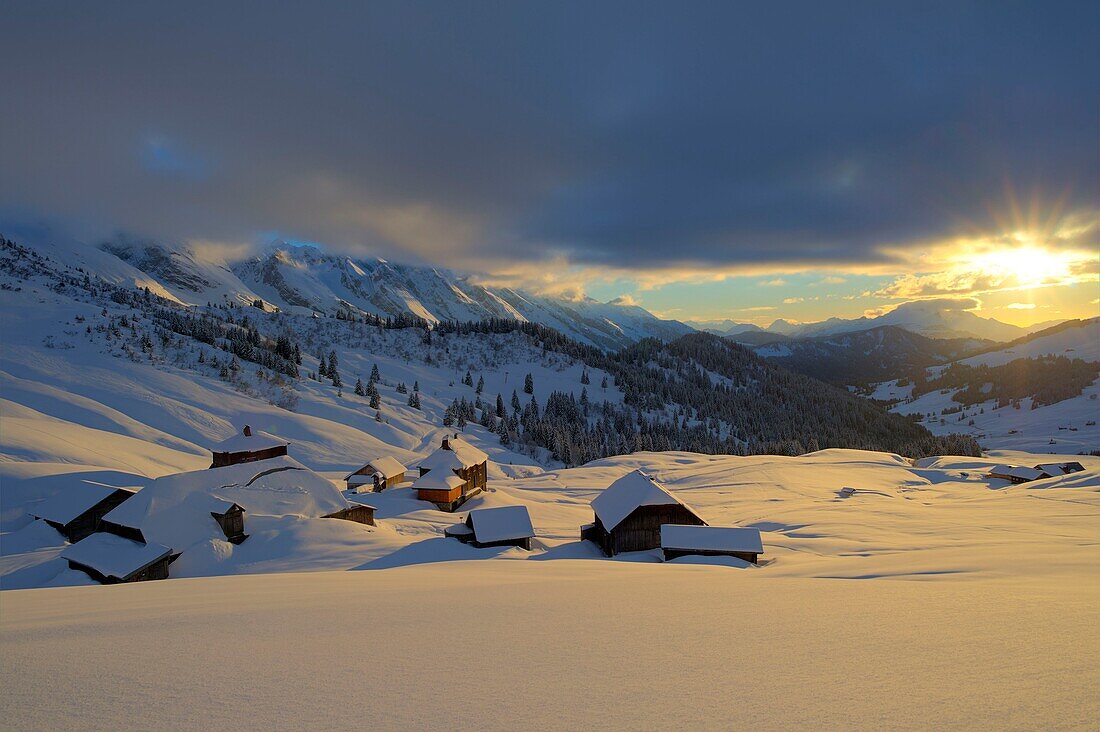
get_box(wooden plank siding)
[210,444,288,468]
[589,505,707,556]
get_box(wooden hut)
[209,498,247,543]
[61,532,173,584]
[29,483,137,543]
[344,456,407,492]
[209,425,289,468]
[414,472,469,512]
[415,435,489,511]
[445,505,535,550]
[985,464,1049,484]
[323,501,377,526]
[660,525,764,564]
[580,470,706,556]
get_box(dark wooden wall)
[210,445,288,468]
[609,505,706,555]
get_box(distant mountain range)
[691,299,1062,342]
[14,233,691,350]
[748,325,993,385]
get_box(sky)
[1,0,1097,327]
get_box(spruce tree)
[369,392,381,409]
[476,375,484,394]
[524,373,534,394]
[369,363,380,384]
[355,378,365,396]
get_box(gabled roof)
[591,470,702,532]
[419,435,488,472]
[345,455,406,481]
[661,525,763,554]
[103,456,348,553]
[414,472,466,492]
[61,533,172,580]
[210,427,289,454]
[29,483,135,525]
[467,505,534,544]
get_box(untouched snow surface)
[3,560,1098,730]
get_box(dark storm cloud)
[1,1,1097,270]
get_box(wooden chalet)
[985,464,1050,484]
[445,505,535,550]
[61,532,173,584]
[660,525,764,564]
[581,470,706,556]
[415,435,489,511]
[209,425,289,468]
[344,456,407,493]
[29,483,137,543]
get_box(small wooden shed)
[324,501,377,526]
[344,456,407,492]
[61,532,174,584]
[660,525,764,564]
[208,497,247,543]
[29,484,137,543]
[414,472,469,512]
[581,470,706,556]
[446,505,535,550]
[209,425,289,468]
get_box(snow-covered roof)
[661,525,763,554]
[1033,463,1084,476]
[345,455,406,481]
[986,464,1047,481]
[29,483,135,525]
[210,426,289,454]
[61,533,172,580]
[414,472,467,492]
[467,505,534,544]
[591,470,700,532]
[103,456,348,553]
[419,435,488,472]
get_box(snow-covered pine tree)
[524,373,534,394]
[496,393,506,418]
[581,369,590,385]
[463,370,473,387]
[369,391,380,409]
[355,378,365,396]
[369,363,380,384]
[476,375,484,394]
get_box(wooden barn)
[985,464,1050,484]
[660,525,764,564]
[61,532,173,584]
[1033,461,1086,476]
[581,470,707,556]
[445,505,535,550]
[209,425,289,468]
[323,501,377,526]
[415,435,489,511]
[29,483,137,543]
[344,456,407,492]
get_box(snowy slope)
[958,317,1100,367]
[2,449,1099,729]
[4,231,690,349]
[869,318,1100,452]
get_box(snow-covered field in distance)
[871,318,1100,453]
